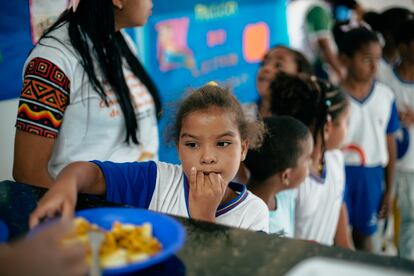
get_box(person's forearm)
[56,162,105,195]
[13,168,55,188]
[318,38,343,78]
[334,203,354,249]
[385,135,397,193]
[0,244,18,275]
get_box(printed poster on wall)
[0,0,68,101]
[142,0,289,163]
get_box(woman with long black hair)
[13,0,161,188]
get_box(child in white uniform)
[377,19,414,260]
[337,26,400,251]
[245,116,313,237]
[270,73,352,247]
[29,84,269,232]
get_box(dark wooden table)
[1,180,413,275]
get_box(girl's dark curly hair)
[169,84,265,149]
[270,73,348,146]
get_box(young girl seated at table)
[244,116,313,237]
[270,73,352,247]
[29,84,270,232]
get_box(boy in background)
[338,27,400,251]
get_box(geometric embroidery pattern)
[16,57,70,139]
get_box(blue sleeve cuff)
[90,160,157,208]
[386,101,401,134]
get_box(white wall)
[0,99,18,181]
[358,0,414,11]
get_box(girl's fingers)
[61,200,74,220]
[196,171,204,193]
[29,213,41,229]
[29,198,61,228]
[208,173,219,190]
[46,208,58,219]
[218,174,227,193]
[29,205,49,228]
[208,173,226,195]
[189,167,200,194]
[189,167,197,187]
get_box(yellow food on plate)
[66,217,162,268]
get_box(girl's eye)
[217,141,231,147]
[362,58,371,64]
[275,62,283,69]
[185,142,198,148]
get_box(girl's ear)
[112,0,123,9]
[324,114,333,142]
[280,168,291,187]
[240,140,249,161]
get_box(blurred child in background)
[377,19,414,260]
[255,45,313,118]
[270,73,352,248]
[337,27,400,252]
[374,8,414,81]
[245,116,313,237]
[237,45,312,184]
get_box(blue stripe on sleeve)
[90,160,157,208]
[386,101,400,134]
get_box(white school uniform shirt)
[294,150,345,245]
[18,24,159,178]
[376,58,393,83]
[269,189,297,237]
[343,81,399,167]
[95,160,270,233]
[378,67,414,171]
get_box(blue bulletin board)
[0,0,68,101]
[0,1,33,101]
[142,0,289,163]
[0,0,289,164]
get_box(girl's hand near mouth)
[188,167,227,222]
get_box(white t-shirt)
[294,150,345,245]
[269,189,297,237]
[376,58,393,83]
[16,24,159,177]
[378,67,414,171]
[343,81,400,167]
[96,160,270,232]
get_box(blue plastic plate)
[76,207,186,275]
[0,220,9,243]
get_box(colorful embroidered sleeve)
[15,57,70,139]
